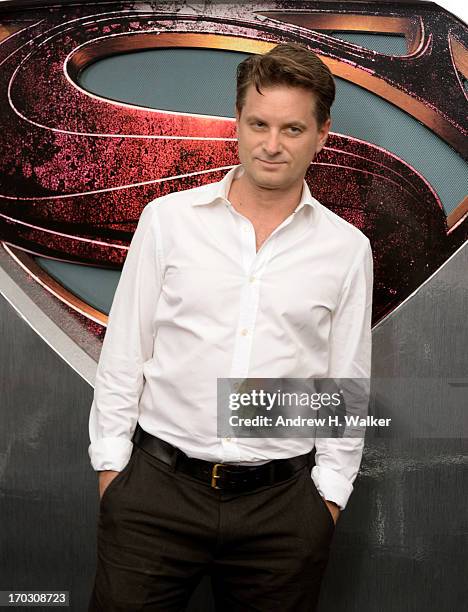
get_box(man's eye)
[287,126,302,134]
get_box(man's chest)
[158,226,343,329]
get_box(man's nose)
[262,130,282,156]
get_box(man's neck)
[228,172,303,222]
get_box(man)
[88,43,373,611]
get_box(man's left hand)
[324,499,341,525]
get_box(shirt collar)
[192,164,318,212]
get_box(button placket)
[230,234,277,381]
[240,219,256,274]
[222,207,296,462]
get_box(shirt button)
[249,276,256,283]
[225,437,231,441]
[240,328,249,336]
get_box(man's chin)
[246,169,289,190]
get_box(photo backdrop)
[0,2,467,611]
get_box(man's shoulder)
[144,180,218,217]
[315,198,370,249]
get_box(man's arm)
[88,203,162,484]
[312,238,374,514]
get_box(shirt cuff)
[88,436,134,472]
[311,465,354,510]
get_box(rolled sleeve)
[313,238,374,510]
[88,203,162,471]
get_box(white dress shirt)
[88,165,373,509]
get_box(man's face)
[236,84,330,192]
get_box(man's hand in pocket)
[324,499,341,525]
[98,470,120,500]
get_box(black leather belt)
[132,423,311,494]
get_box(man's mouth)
[256,159,286,166]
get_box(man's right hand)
[98,470,120,501]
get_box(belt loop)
[132,422,141,445]
[170,447,180,473]
[269,461,275,486]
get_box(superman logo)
[0,1,467,347]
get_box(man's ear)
[316,117,331,154]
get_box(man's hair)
[236,43,335,127]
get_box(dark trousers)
[88,444,335,612]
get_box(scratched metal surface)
[1,242,467,611]
[0,294,97,610]
[316,241,468,612]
